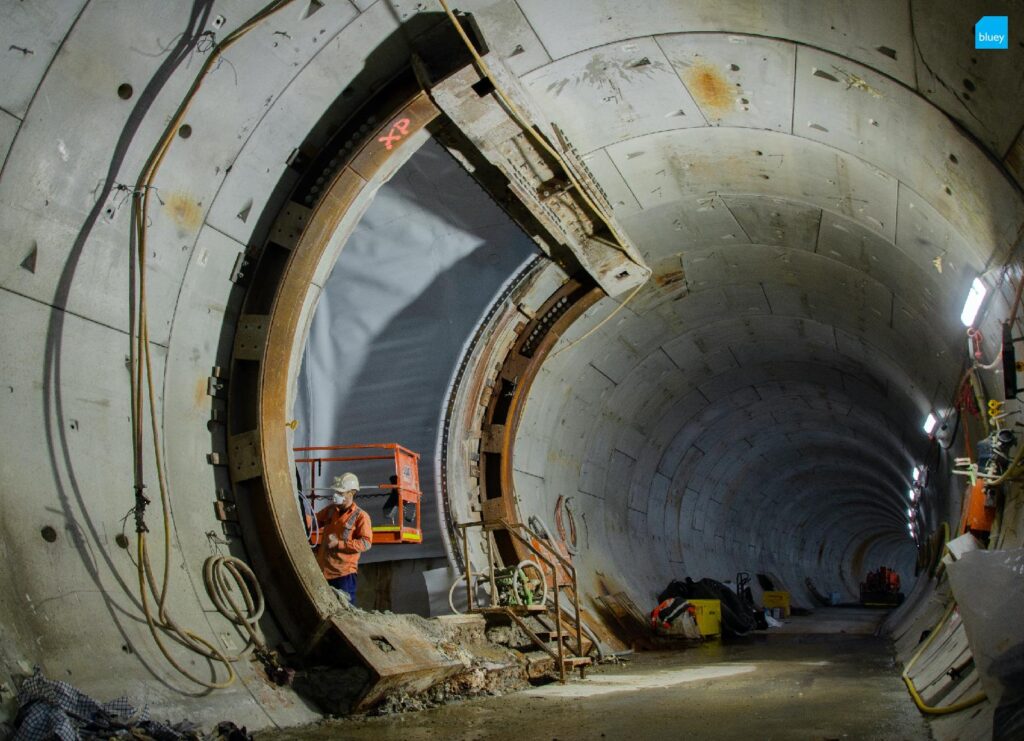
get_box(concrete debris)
[291,666,372,717]
[372,657,527,716]
[291,610,535,717]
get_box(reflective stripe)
[341,506,363,540]
[359,537,371,550]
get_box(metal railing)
[455,518,587,682]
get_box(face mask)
[333,492,346,506]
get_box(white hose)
[513,559,549,606]
[448,573,489,614]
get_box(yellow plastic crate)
[687,598,721,637]
[763,590,791,616]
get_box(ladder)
[455,519,593,682]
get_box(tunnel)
[1,1,1023,739]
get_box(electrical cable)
[548,282,645,359]
[129,0,297,690]
[903,522,987,714]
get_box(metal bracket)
[233,315,269,361]
[230,251,249,284]
[207,366,228,398]
[269,202,311,250]
[481,423,505,454]
[214,501,238,522]
[228,430,263,482]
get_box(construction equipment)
[859,567,904,607]
[453,519,593,683]
[295,443,423,545]
[655,578,759,637]
[651,597,720,638]
[962,479,996,537]
[762,590,791,617]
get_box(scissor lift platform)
[295,443,422,546]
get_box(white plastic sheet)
[947,547,1024,738]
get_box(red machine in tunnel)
[295,443,422,545]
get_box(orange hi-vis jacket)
[314,503,373,579]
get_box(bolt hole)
[944,185,952,195]
[729,63,740,71]
[41,526,58,543]
[178,124,192,139]
[962,78,976,92]
[115,533,130,549]
[117,83,133,100]
[754,150,763,156]
[949,153,958,164]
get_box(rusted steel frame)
[476,279,603,563]
[499,523,566,680]
[229,86,440,656]
[502,519,584,661]
[506,611,560,664]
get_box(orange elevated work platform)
[295,443,422,545]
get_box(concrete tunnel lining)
[1,0,1023,733]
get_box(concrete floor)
[261,608,931,741]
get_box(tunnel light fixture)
[923,413,937,435]
[912,466,921,482]
[908,488,917,502]
[960,277,987,327]
[907,507,913,519]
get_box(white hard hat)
[332,472,360,493]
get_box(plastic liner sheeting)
[294,138,537,561]
[947,547,1024,739]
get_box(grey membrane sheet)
[294,137,538,562]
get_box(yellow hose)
[130,0,296,689]
[901,599,986,714]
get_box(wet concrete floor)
[260,608,931,741]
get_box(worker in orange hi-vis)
[314,472,372,606]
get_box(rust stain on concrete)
[684,62,733,112]
[654,269,685,288]
[195,376,209,407]
[165,192,203,233]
